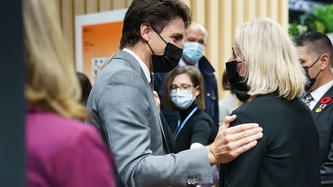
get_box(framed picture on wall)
[75,9,127,83]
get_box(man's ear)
[320,54,329,70]
[141,23,152,42]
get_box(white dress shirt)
[123,48,151,83]
[308,80,333,110]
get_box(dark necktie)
[150,73,154,91]
[301,93,313,107]
[149,82,153,91]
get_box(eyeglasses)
[231,47,245,62]
[232,47,238,59]
[231,47,246,73]
[171,84,194,93]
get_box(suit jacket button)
[186,179,193,185]
[186,178,199,186]
[192,178,199,185]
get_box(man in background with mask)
[154,22,219,131]
[87,0,263,186]
[294,32,333,186]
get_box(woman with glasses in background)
[163,66,217,153]
[163,66,218,186]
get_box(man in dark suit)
[294,32,333,186]
[154,22,219,131]
[86,0,263,186]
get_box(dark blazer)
[154,56,219,129]
[220,93,320,187]
[87,50,213,187]
[173,103,217,153]
[310,85,333,186]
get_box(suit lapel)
[114,50,170,153]
[312,85,333,120]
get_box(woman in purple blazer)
[24,1,116,186]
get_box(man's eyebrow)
[173,33,184,39]
[198,39,205,44]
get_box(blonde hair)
[24,0,87,120]
[234,18,306,100]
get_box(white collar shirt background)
[308,80,333,110]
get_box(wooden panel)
[99,0,112,11]
[233,0,245,29]
[205,0,219,66]
[219,0,233,98]
[55,0,61,26]
[74,0,85,15]
[268,0,278,20]
[112,0,127,9]
[256,0,267,17]
[279,0,289,29]
[182,0,191,7]
[245,0,256,21]
[61,0,75,65]
[192,0,205,24]
[205,0,220,96]
[126,0,133,7]
[86,0,99,13]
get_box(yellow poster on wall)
[75,9,127,83]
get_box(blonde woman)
[220,18,320,186]
[24,0,115,186]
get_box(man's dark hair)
[293,32,333,65]
[76,72,92,105]
[119,0,192,49]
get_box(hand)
[206,114,263,164]
[153,91,160,112]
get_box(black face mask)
[303,56,322,91]
[235,90,251,102]
[148,28,183,72]
[225,60,249,91]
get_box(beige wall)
[59,0,289,100]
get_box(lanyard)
[174,107,198,140]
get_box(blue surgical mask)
[170,89,194,110]
[182,42,204,64]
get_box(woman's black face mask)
[225,60,248,92]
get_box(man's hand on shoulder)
[206,115,263,164]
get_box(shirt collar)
[123,48,151,83]
[179,58,199,69]
[310,79,333,103]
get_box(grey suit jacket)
[87,50,212,187]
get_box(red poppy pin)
[320,96,331,104]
